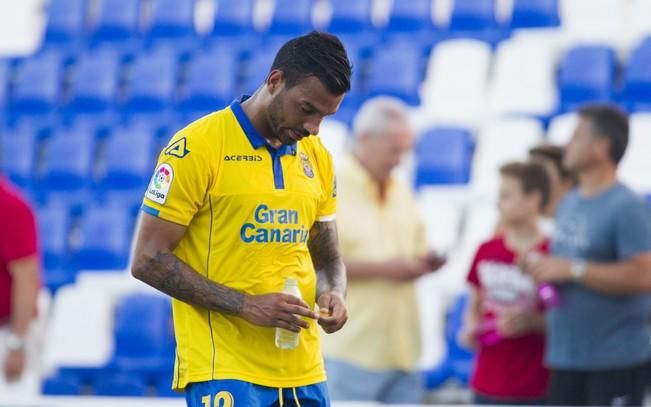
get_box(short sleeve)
[141,131,211,226]
[316,147,337,222]
[2,198,38,262]
[615,199,651,259]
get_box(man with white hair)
[321,96,445,404]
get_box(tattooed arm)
[308,220,348,333]
[131,213,317,332]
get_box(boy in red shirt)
[459,162,551,405]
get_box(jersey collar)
[230,96,297,156]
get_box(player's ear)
[266,70,285,95]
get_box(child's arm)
[458,286,482,349]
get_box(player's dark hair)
[578,104,629,165]
[500,162,551,211]
[271,31,352,95]
[529,144,577,185]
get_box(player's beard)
[266,92,299,146]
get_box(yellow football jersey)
[141,98,337,390]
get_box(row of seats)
[44,0,560,48]
[43,292,178,397]
[3,35,651,129]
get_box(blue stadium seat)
[70,206,132,270]
[93,373,148,397]
[11,55,62,115]
[509,0,560,29]
[424,293,475,389]
[39,126,95,192]
[242,46,282,95]
[44,0,87,44]
[0,128,37,188]
[267,0,314,36]
[448,0,505,45]
[212,0,255,36]
[327,0,373,34]
[42,371,83,395]
[110,294,174,375]
[624,41,651,112]
[386,0,434,33]
[415,128,474,187]
[367,42,423,105]
[98,125,156,190]
[147,0,196,40]
[92,0,142,43]
[68,51,121,114]
[37,205,74,292]
[558,46,616,111]
[0,60,9,107]
[180,46,238,112]
[123,52,178,112]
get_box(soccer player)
[460,162,551,405]
[131,32,352,406]
[527,105,651,406]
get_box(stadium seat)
[180,46,238,112]
[212,0,255,36]
[110,294,174,376]
[546,112,577,145]
[472,118,544,196]
[0,127,37,188]
[447,0,505,45]
[619,113,651,193]
[367,41,423,105]
[11,55,62,115]
[509,0,560,29]
[424,293,475,389]
[623,40,651,112]
[92,0,142,43]
[559,0,626,49]
[415,128,474,188]
[0,60,8,108]
[242,45,283,95]
[488,38,557,116]
[44,0,87,44]
[42,371,83,395]
[326,0,373,34]
[98,125,156,191]
[93,373,148,396]
[69,207,133,270]
[39,126,95,192]
[123,51,178,113]
[147,0,196,40]
[267,0,314,36]
[67,50,121,114]
[37,205,73,292]
[386,0,434,33]
[558,46,616,112]
[421,39,492,127]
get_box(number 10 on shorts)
[202,391,234,407]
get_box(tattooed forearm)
[133,251,245,314]
[308,221,347,297]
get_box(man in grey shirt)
[527,104,651,406]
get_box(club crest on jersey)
[146,163,173,204]
[299,152,314,178]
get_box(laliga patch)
[146,163,174,204]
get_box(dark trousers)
[547,362,649,406]
[473,392,546,405]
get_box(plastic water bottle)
[275,278,302,350]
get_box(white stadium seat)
[547,112,577,146]
[619,113,651,194]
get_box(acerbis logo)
[224,155,263,162]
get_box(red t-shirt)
[0,177,39,325]
[466,235,550,400]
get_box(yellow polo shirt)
[320,154,426,371]
[141,97,336,390]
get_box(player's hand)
[3,349,26,382]
[240,293,318,333]
[458,325,479,350]
[525,254,572,283]
[496,308,533,338]
[316,291,347,334]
